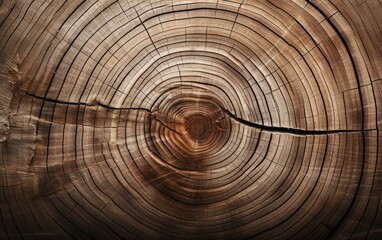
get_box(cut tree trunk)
[1,0,381,239]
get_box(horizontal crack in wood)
[27,93,152,112]
[220,107,370,135]
[27,93,183,135]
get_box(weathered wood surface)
[0,0,381,239]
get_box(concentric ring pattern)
[0,0,381,239]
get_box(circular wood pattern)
[1,0,381,239]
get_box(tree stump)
[1,0,381,239]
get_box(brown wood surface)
[0,0,381,239]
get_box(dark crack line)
[26,93,371,136]
[26,93,183,135]
[134,7,160,56]
[26,93,152,112]
[152,115,182,136]
[221,107,370,136]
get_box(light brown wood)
[1,0,381,239]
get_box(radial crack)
[220,107,367,135]
[26,94,184,135]
[26,93,153,112]
[151,114,182,136]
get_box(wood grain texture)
[0,0,381,239]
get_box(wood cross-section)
[0,0,381,239]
